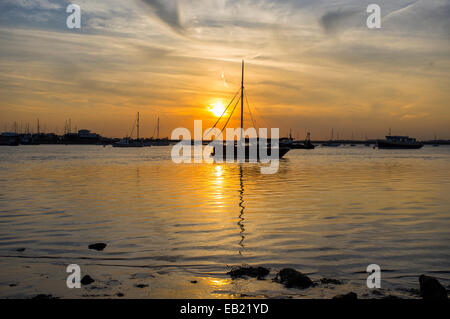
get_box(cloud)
[383,0,450,37]
[11,0,62,10]
[319,8,360,34]
[1,0,450,138]
[140,0,183,33]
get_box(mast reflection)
[238,164,245,256]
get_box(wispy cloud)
[139,0,184,33]
[319,9,361,34]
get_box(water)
[0,145,449,298]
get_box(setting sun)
[208,101,227,117]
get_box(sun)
[208,101,226,117]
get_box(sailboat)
[322,128,340,147]
[211,61,291,160]
[113,112,150,147]
[291,132,315,149]
[151,117,170,146]
[350,132,356,146]
[433,134,439,147]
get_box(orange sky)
[0,0,449,139]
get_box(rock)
[419,275,448,300]
[134,284,148,288]
[227,266,270,280]
[320,278,343,285]
[81,275,95,285]
[399,287,420,296]
[370,289,384,296]
[16,248,26,252]
[274,268,313,289]
[332,292,358,300]
[88,243,107,251]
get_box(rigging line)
[205,89,240,137]
[151,123,157,139]
[214,95,240,141]
[129,119,136,138]
[245,90,270,129]
[244,91,257,129]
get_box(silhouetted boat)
[63,129,100,145]
[113,112,150,148]
[376,135,423,149]
[433,134,439,147]
[291,132,315,149]
[151,117,170,146]
[322,128,340,147]
[211,61,290,160]
[0,132,19,146]
[113,137,145,148]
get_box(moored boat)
[211,61,290,161]
[113,112,150,148]
[376,135,423,149]
[0,132,19,146]
[322,128,340,147]
[291,132,315,149]
[151,117,170,146]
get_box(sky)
[0,0,449,139]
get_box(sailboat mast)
[240,60,244,132]
[137,112,140,140]
[157,117,160,140]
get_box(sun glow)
[208,101,226,117]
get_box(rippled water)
[0,145,449,298]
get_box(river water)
[0,145,449,298]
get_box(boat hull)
[291,143,315,149]
[212,145,290,160]
[376,140,423,149]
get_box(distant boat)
[433,134,439,147]
[20,133,35,145]
[63,129,100,145]
[291,132,315,149]
[350,133,356,146]
[322,128,340,147]
[211,60,290,160]
[113,137,145,148]
[113,112,150,148]
[0,132,19,146]
[151,117,170,146]
[364,134,370,146]
[376,135,423,149]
